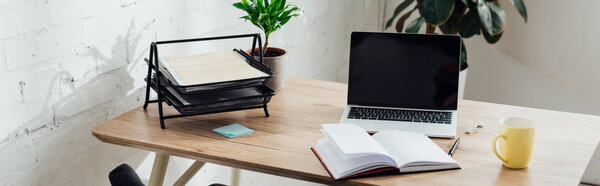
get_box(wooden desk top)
[92,77,600,185]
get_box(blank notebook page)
[321,124,389,159]
[372,130,456,167]
[161,50,268,85]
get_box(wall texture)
[463,0,600,115]
[0,0,382,185]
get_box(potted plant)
[233,0,303,91]
[386,0,527,98]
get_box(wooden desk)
[92,77,600,185]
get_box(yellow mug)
[492,117,535,169]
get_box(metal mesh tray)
[147,76,275,115]
[145,49,274,95]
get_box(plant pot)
[248,47,287,91]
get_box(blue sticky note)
[212,123,254,138]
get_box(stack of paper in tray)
[159,50,269,86]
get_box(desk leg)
[173,161,205,186]
[148,153,170,186]
[230,168,241,186]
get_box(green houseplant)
[233,0,302,91]
[386,0,528,70]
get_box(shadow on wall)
[0,19,155,185]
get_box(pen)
[448,137,460,157]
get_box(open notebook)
[159,50,269,85]
[312,124,460,180]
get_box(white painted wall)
[0,0,382,185]
[465,0,600,116]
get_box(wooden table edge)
[91,128,372,185]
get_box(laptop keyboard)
[347,107,452,124]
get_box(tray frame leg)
[263,98,269,117]
[151,42,167,129]
[143,44,155,110]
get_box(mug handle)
[492,134,508,163]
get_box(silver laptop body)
[339,32,462,138]
[339,105,457,138]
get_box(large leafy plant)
[234,0,302,55]
[386,0,527,69]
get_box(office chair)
[109,164,227,186]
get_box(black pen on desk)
[448,137,460,157]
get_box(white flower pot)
[249,47,288,91]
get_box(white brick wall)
[0,0,382,185]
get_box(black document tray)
[147,75,275,115]
[143,33,274,129]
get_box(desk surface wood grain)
[92,77,600,185]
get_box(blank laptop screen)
[348,32,461,110]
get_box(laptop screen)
[348,32,461,110]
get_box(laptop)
[339,32,462,138]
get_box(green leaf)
[482,27,503,44]
[258,13,267,22]
[476,0,492,34]
[256,0,265,13]
[511,0,527,22]
[488,2,506,35]
[395,7,417,32]
[265,14,272,28]
[477,0,505,36]
[233,0,301,54]
[417,0,455,26]
[233,2,245,10]
[271,4,287,16]
[270,0,281,12]
[405,17,425,33]
[241,0,255,14]
[439,1,465,34]
[460,40,468,70]
[242,16,264,30]
[281,6,300,18]
[279,16,292,26]
[280,0,286,9]
[269,8,281,16]
[459,10,480,38]
[385,0,416,29]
